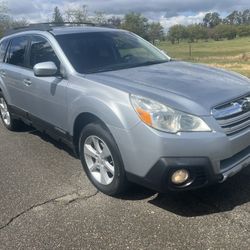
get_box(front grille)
[212,95,250,136]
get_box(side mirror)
[33,61,58,77]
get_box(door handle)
[0,70,6,77]
[23,79,32,86]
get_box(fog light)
[171,169,189,185]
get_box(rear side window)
[30,36,60,68]
[7,36,29,67]
[0,39,9,63]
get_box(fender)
[67,81,140,136]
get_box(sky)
[6,0,250,29]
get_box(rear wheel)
[79,122,128,196]
[0,95,22,131]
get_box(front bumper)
[127,154,250,192]
[108,119,250,192]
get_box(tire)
[79,122,128,196]
[0,94,22,131]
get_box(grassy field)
[158,37,250,77]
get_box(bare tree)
[10,18,29,28]
[0,1,12,36]
[107,16,122,28]
[93,11,107,24]
[65,5,89,23]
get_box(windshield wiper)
[85,64,130,74]
[131,60,169,68]
[85,60,169,74]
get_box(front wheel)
[79,123,128,196]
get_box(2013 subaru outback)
[0,24,250,196]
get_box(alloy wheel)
[84,135,115,185]
[0,98,11,126]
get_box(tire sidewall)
[79,123,127,196]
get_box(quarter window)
[7,36,29,67]
[30,36,60,68]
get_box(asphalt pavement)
[0,122,250,250]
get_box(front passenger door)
[25,36,68,131]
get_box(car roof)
[3,23,122,37]
[50,26,120,36]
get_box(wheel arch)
[68,92,140,156]
[72,112,110,156]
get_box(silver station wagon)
[0,23,250,195]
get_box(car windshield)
[56,31,170,74]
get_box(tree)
[148,22,164,44]
[93,11,107,24]
[198,25,210,41]
[0,2,30,37]
[211,24,237,40]
[166,8,250,42]
[0,1,9,20]
[186,24,209,42]
[242,9,250,24]
[65,5,89,23]
[0,1,12,36]
[203,13,212,27]
[121,12,149,39]
[11,18,29,28]
[107,16,122,28]
[237,25,250,37]
[222,25,237,39]
[52,6,64,24]
[203,12,222,28]
[167,24,187,44]
[224,11,242,25]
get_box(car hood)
[85,61,250,116]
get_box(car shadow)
[13,122,36,133]
[15,124,250,217]
[119,168,250,217]
[18,125,77,158]
[165,170,250,217]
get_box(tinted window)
[30,36,60,68]
[56,32,169,74]
[7,36,29,67]
[0,39,9,62]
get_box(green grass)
[157,37,250,77]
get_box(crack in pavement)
[0,190,99,231]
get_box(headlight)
[130,95,211,133]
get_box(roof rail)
[3,22,115,36]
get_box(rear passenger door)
[0,38,10,95]
[3,36,31,112]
